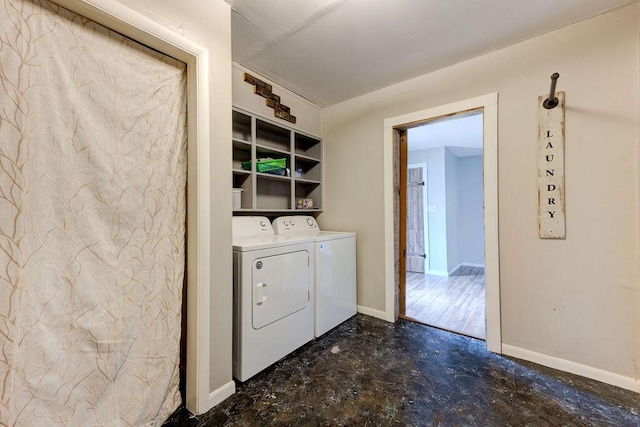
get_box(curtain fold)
[0,1,187,425]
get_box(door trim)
[383,93,501,353]
[398,130,408,320]
[51,0,219,413]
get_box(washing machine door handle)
[256,282,268,305]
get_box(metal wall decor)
[244,73,297,124]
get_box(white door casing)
[383,93,501,353]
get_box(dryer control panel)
[233,216,275,238]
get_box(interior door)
[406,167,426,273]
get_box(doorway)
[383,93,501,353]
[402,113,486,340]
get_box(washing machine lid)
[233,216,274,238]
[233,234,314,251]
[273,216,356,241]
[313,230,356,241]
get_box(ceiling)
[408,112,483,157]
[225,0,635,107]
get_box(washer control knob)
[307,218,314,226]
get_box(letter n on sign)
[538,92,565,239]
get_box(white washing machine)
[232,216,315,382]
[273,216,356,337]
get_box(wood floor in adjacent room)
[405,266,486,339]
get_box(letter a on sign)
[538,92,565,239]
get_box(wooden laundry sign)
[244,73,297,124]
[538,91,565,239]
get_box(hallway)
[164,315,639,426]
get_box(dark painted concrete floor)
[164,315,639,426]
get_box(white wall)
[408,148,448,274]
[458,156,485,266]
[444,148,460,273]
[232,63,322,137]
[112,0,234,405]
[408,150,485,274]
[322,4,640,383]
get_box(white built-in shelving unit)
[232,108,322,213]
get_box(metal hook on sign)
[543,73,560,109]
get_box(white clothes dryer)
[273,216,356,337]
[232,216,314,381]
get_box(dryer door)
[252,250,310,329]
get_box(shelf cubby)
[257,178,291,210]
[256,119,291,152]
[295,133,321,160]
[255,147,290,168]
[294,157,321,182]
[232,110,252,142]
[233,140,252,171]
[294,181,322,211]
[233,172,253,211]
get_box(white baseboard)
[448,262,486,275]
[207,380,236,409]
[461,262,485,268]
[357,305,388,321]
[448,263,463,275]
[502,344,640,393]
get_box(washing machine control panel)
[273,216,319,235]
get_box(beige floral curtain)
[0,0,187,425]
